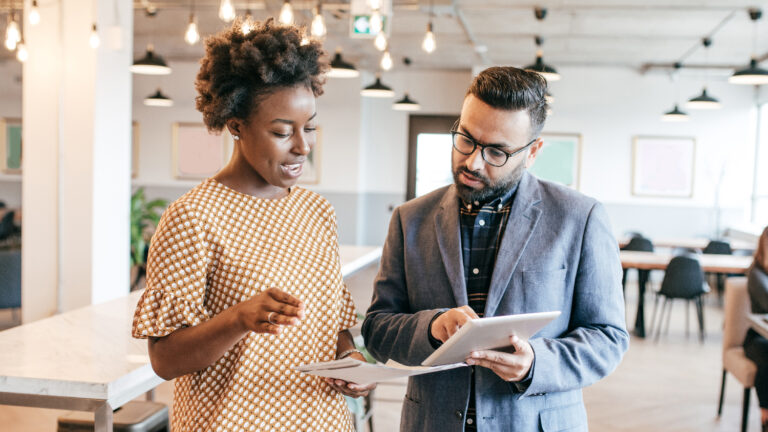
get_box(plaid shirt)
[458,184,518,430]
[459,184,518,317]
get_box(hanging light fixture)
[279,1,294,25]
[218,0,236,22]
[393,58,421,111]
[422,0,435,53]
[524,8,560,82]
[16,39,28,62]
[311,2,326,38]
[144,89,174,107]
[422,22,435,53]
[687,38,720,109]
[242,10,254,35]
[662,63,689,122]
[5,12,21,51]
[368,0,382,9]
[661,105,689,122]
[393,94,421,111]
[131,44,172,75]
[374,32,387,51]
[370,9,383,34]
[524,36,560,81]
[380,50,393,71]
[328,49,359,78]
[29,1,40,26]
[89,23,100,48]
[730,8,768,85]
[361,74,395,97]
[185,0,200,45]
[185,15,200,44]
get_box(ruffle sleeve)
[132,200,211,338]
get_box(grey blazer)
[362,172,629,432]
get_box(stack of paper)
[295,359,465,386]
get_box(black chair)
[703,240,733,301]
[650,254,709,343]
[0,249,21,325]
[621,236,654,293]
[0,210,16,241]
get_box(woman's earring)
[233,135,240,141]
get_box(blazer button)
[455,410,463,419]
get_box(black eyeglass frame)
[449,126,538,167]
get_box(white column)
[22,0,133,321]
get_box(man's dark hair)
[466,67,549,139]
[195,18,328,132]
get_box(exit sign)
[351,14,389,37]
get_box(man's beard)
[453,163,525,204]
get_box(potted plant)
[130,188,167,290]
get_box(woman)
[745,227,768,432]
[132,19,374,431]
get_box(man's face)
[452,94,542,203]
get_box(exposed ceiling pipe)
[452,0,491,65]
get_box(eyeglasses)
[450,126,537,167]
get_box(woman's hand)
[324,352,377,397]
[234,287,305,334]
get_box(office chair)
[650,254,709,343]
[717,277,756,432]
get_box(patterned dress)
[132,178,357,432]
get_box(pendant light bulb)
[311,9,326,38]
[422,22,435,53]
[370,9,383,34]
[185,14,200,45]
[368,0,382,9]
[380,50,393,71]
[242,11,254,35]
[16,41,28,62]
[374,32,387,51]
[279,1,294,25]
[29,1,40,26]
[218,0,236,22]
[5,18,21,51]
[89,23,100,49]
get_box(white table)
[0,244,382,432]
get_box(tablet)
[421,310,561,366]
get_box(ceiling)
[2,0,768,76]
[129,0,768,75]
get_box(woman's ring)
[267,312,278,325]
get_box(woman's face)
[229,85,317,191]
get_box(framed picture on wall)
[172,122,228,180]
[0,118,22,174]
[298,126,321,184]
[131,121,140,178]
[528,132,581,189]
[632,136,695,198]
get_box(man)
[362,67,629,432]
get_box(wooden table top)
[620,250,752,274]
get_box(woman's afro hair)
[195,18,328,132]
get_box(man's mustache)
[457,167,490,185]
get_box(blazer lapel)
[434,185,468,307]
[485,172,542,317]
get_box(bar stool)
[57,401,168,432]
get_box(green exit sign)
[351,14,388,38]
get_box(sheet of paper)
[295,358,466,385]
